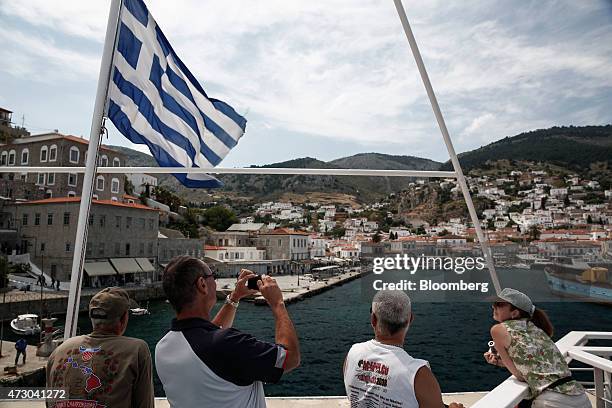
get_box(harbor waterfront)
[1,268,611,398]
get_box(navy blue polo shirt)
[155,318,287,408]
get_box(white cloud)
[0,0,610,162]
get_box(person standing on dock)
[46,287,155,408]
[344,290,464,408]
[156,256,301,408]
[14,338,27,366]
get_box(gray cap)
[498,288,535,316]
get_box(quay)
[0,285,165,323]
[215,269,365,305]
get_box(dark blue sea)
[3,268,611,396]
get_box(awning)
[135,257,155,272]
[84,261,117,277]
[110,258,143,274]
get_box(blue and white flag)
[107,0,246,188]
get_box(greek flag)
[107,0,246,188]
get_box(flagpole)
[392,0,502,294]
[64,0,123,340]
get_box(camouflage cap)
[89,287,130,320]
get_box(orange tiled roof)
[262,228,310,236]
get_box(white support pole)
[392,0,501,293]
[64,0,122,340]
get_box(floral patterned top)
[502,318,583,399]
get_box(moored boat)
[10,314,41,336]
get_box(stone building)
[0,132,126,200]
[8,197,159,282]
[255,228,310,261]
[0,107,29,144]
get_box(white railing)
[472,331,612,408]
[1,166,456,178]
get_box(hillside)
[110,147,443,203]
[110,124,611,205]
[441,125,612,171]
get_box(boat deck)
[1,394,598,407]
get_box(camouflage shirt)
[503,318,583,399]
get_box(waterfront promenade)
[215,269,364,305]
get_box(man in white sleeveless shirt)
[344,290,463,408]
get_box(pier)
[215,269,365,305]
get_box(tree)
[124,176,135,196]
[328,226,346,239]
[153,186,184,212]
[438,229,449,237]
[372,232,382,243]
[587,215,593,224]
[201,206,238,231]
[528,225,541,241]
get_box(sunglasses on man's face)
[193,272,217,286]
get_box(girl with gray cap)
[484,288,590,408]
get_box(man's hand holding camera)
[230,269,259,303]
[257,275,284,309]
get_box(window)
[36,173,45,185]
[88,214,94,225]
[49,145,57,162]
[47,213,54,225]
[86,243,92,257]
[125,243,130,256]
[22,213,28,226]
[69,147,79,163]
[148,219,154,230]
[8,150,16,165]
[100,155,108,167]
[34,213,41,225]
[99,215,106,227]
[40,146,48,162]
[148,242,154,255]
[114,242,120,255]
[67,191,76,198]
[21,148,29,165]
[63,212,70,225]
[20,173,26,181]
[1,152,6,165]
[139,242,144,255]
[40,242,45,252]
[115,216,121,228]
[65,242,71,252]
[111,178,120,194]
[113,157,121,167]
[98,242,105,256]
[47,173,55,185]
[126,217,132,228]
[139,218,145,228]
[96,176,105,191]
[68,173,77,187]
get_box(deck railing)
[472,331,612,408]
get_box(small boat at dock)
[10,314,41,336]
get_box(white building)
[125,173,158,196]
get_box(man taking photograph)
[156,256,300,408]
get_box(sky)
[0,0,611,167]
